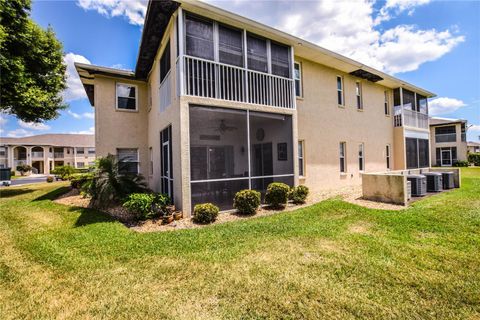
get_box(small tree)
[16,164,32,176]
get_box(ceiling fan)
[210,119,237,134]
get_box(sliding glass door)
[160,126,173,199]
[189,105,293,210]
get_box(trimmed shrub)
[192,203,219,224]
[453,160,469,167]
[51,165,76,180]
[234,189,261,215]
[468,153,480,166]
[289,185,309,204]
[10,171,15,177]
[265,182,290,208]
[46,176,54,183]
[123,193,156,220]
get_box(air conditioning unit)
[441,172,455,189]
[407,174,427,197]
[423,172,443,192]
[406,180,412,201]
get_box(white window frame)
[117,148,140,174]
[384,90,390,116]
[340,142,347,173]
[337,76,344,106]
[386,144,391,170]
[76,147,84,155]
[358,143,364,172]
[77,162,85,168]
[294,62,302,98]
[356,81,363,110]
[298,140,305,177]
[115,82,138,112]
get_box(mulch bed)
[53,185,407,233]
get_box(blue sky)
[1,0,479,141]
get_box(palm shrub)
[51,165,75,180]
[82,154,148,209]
[233,189,261,215]
[123,193,156,220]
[70,172,93,189]
[192,203,219,224]
[289,185,309,204]
[265,182,290,208]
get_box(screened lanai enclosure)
[189,105,294,210]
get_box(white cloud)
[77,0,147,25]
[7,128,33,138]
[67,110,95,119]
[429,97,467,115]
[63,53,91,102]
[375,0,431,24]
[0,113,7,128]
[469,125,480,132]
[208,0,463,75]
[69,126,95,135]
[18,120,51,131]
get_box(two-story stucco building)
[76,0,434,214]
[429,117,468,166]
[0,134,95,175]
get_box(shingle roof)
[0,134,94,147]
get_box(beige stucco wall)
[430,123,468,165]
[295,57,395,192]
[94,76,149,178]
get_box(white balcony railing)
[31,151,44,158]
[159,70,172,112]
[435,133,457,143]
[54,152,64,158]
[180,55,295,109]
[394,105,428,129]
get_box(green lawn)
[1,169,479,319]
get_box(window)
[149,147,153,176]
[436,147,457,166]
[117,148,139,175]
[77,162,85,168]
[270,42,290,78]
[294,62,302,97]
[337,76,344,106]
[218,24,243,67]
[386,145,391,169]
[402,89,415,110]
[160,40,171,83]
[435,126,456,143]
[67,148,70,154]
[88,148,95,155]
[384,91,390,115]
[358,143,364,171]
[160,126,173,198]
[0,147,5,157]
[406,138,429,169]
[339,142,346,173]
[298,141,305,176]
[116,83,137,110]
[356,82,363,110]
[185,14,214,60]
[76,147,84,155]
[247,34,268,73]
[416,93,427,113]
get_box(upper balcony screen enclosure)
[182,13,295,109]
[189,105,293,210]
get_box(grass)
[0,168,479,319]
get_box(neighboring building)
[468,141,480,154]
[0,134,95,174]
[76,0,434,214]
[429,117,468,166]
